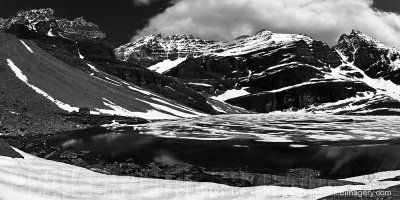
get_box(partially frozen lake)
[50,113,400,179]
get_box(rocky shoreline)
[1,125,362,189]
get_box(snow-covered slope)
[2,149,400,200]
[0,33,206,120]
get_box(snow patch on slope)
[7,59,79,112]
[148,57,187,73]
[78,49,84,59]
[19,40,33,53]
[47,29,55,37]
[128,85,153,95]
[137,99,199,118]
[96,98,179,120]
[87,63,100,72]
[212,88,250,101]
[308,92,374,114]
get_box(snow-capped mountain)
[116,29,400,116]
[336,30,400,84]
[116,29,339,66]
[2,8,400,119]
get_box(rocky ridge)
[0,8,106,40]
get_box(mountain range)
[1,8,400,134]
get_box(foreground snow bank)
[1,149,400,200]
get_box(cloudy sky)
[1,0,400,47]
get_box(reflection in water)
[48,113,400,179]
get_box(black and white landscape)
[1,1,400,199]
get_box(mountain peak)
[0,8,106,40]
[15,8,54,18]
[255,29,273,36]
[350,29,363,35]
[349,29,387,48]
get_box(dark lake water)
[48,113,400,179]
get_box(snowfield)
[212,88,250,102]
[148,57,187,74]
[1,149,400,200]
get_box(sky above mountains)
[1,0,400,48]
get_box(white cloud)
[133,0,400,48]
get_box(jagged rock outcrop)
[115,34,216,63]
[335,30,400,84]
[57,17,106,40]
[241,63,325,93]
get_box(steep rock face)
[241,63,325,93]
[226,81,375,113]
[335,30,400,84]
[307,93,400,116]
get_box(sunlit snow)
[212,88,250,101]
[19,40,33,53]
[87,63,100,73]
[78,49,85,59]
[148,57,187,73]
[1,149,400,200]
[96,98,179,120]
[47,29,55,37]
